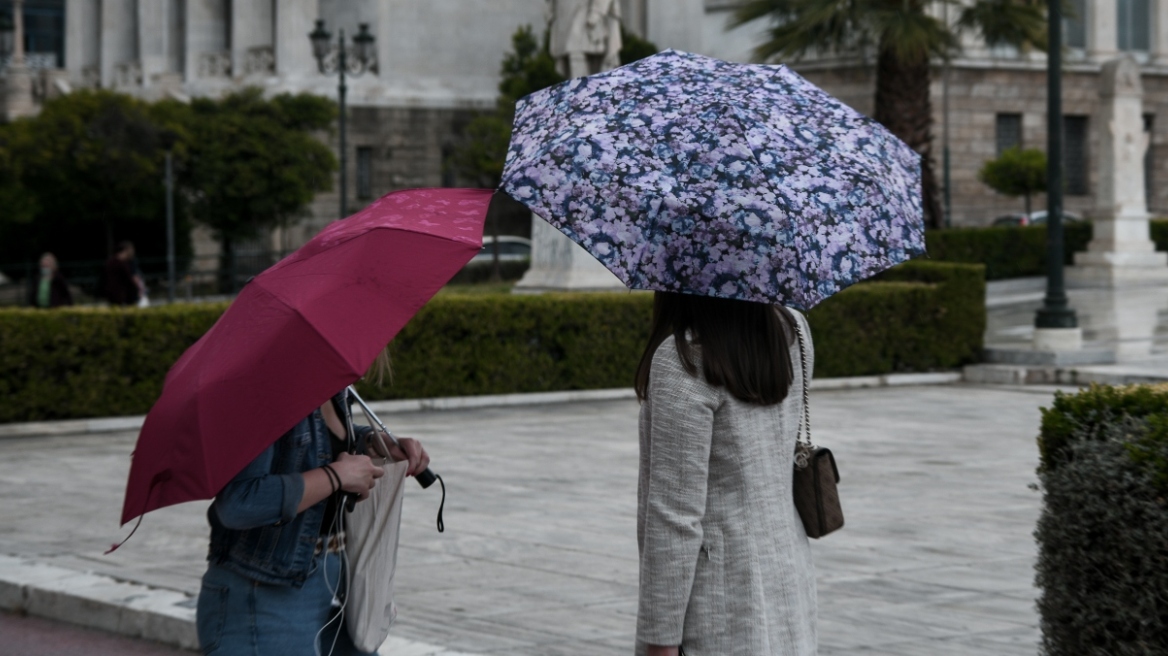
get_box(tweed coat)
[636,309,817,656]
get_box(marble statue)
[549,0,622,79]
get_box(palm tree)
[732,0,1047,228]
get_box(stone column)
[232,0,274,78]
[274,0,316,78]
[100,0,137,89]
[65,0,100,86]
[4,0,36,120]
[138,0,168,88]
[1154,0,1168,65]
[185,0,230,83]
[1068,57,1168,287]
[1089,0,1120,61]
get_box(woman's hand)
[331,452,385,500]
[646,646,679,656]
[385,436,430,477]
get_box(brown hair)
[634,292,796,406]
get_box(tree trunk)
[874,46,943,229]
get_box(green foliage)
[1034,387,1168,655]
[978,147,1047,214]
[450,26,565,187]
[0,90,177,263]
[1038,383,1168,474]
[0,304,226,422]
[925,222,1093,279]
[0,262,982,421]
[809,261,985,376]
[619,27,660,65]
[731,0,1046,64]
[179,89,338,254]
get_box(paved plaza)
[0,383,1068,655]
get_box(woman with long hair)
[634,292,817,656]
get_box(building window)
[1065,0,1087,49]
[1064,116,1089,196]
[996,113,1023,155]
[1145,114,1155,205]
[356,147,373,200]
[1118,0,1151,51]
[0,0,65,69]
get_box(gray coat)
[636,310,817,655]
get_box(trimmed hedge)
[1035,384,1168,655]
[926,219,1168,280]
[925,223,1093,280]
[0,260,983,421]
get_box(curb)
[0,554,483,655]
[964,363,1168,386]
[0,374,966,440]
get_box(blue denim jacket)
[206,392,369,587]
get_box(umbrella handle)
[347,386,442,491]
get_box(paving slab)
[0,384,1068,654]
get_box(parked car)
[992,210,1083,227]
[470,236,532,263]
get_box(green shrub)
[1035,385,1168,655]
[0,304,225,422]
[925,223,1092,280]
[0,261,983,421]
[809,261,984,376]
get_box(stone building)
[3,0,1167,243]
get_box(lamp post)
[309,21,377,221]
[160,130,178,303]
[1035,0,1078,334]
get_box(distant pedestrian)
[634,293,817,656]
[27,252,73,308]
[102,241,141,306]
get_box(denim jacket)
[206,391,369,587]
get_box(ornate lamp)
[308,20,378,220]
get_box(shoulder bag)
[791,317,844,539]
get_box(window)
[1064,116,1089,196]
[0,0,65,68]
[996,113,1023,156]
[1145,114,1155,205]
[1118,0,1151,51]
[1065,0,1087,49]
[356,147,373,200]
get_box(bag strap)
[793,312,812,448]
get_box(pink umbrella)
[121,188,492,525]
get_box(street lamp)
[1035,0,1078,333]
[309,20,378,220]
[159,129,179,304]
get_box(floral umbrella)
[499,49,926,309]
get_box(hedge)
[1035,385,1168,655]
[0,260,983,422]
[925,219,1168,281]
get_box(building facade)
[3,0,1166,244]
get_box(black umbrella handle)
[416,467,437,488]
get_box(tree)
[979,147,1047,216]
[177,88,337,290]
[731,0,1047,229]
[0,90,171,263]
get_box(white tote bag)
[345,432,409,653]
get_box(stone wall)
[799,61,1168,227]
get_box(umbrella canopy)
[121,188,493,525]
[500,50,926,309]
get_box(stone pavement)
[0,383,1067,655]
